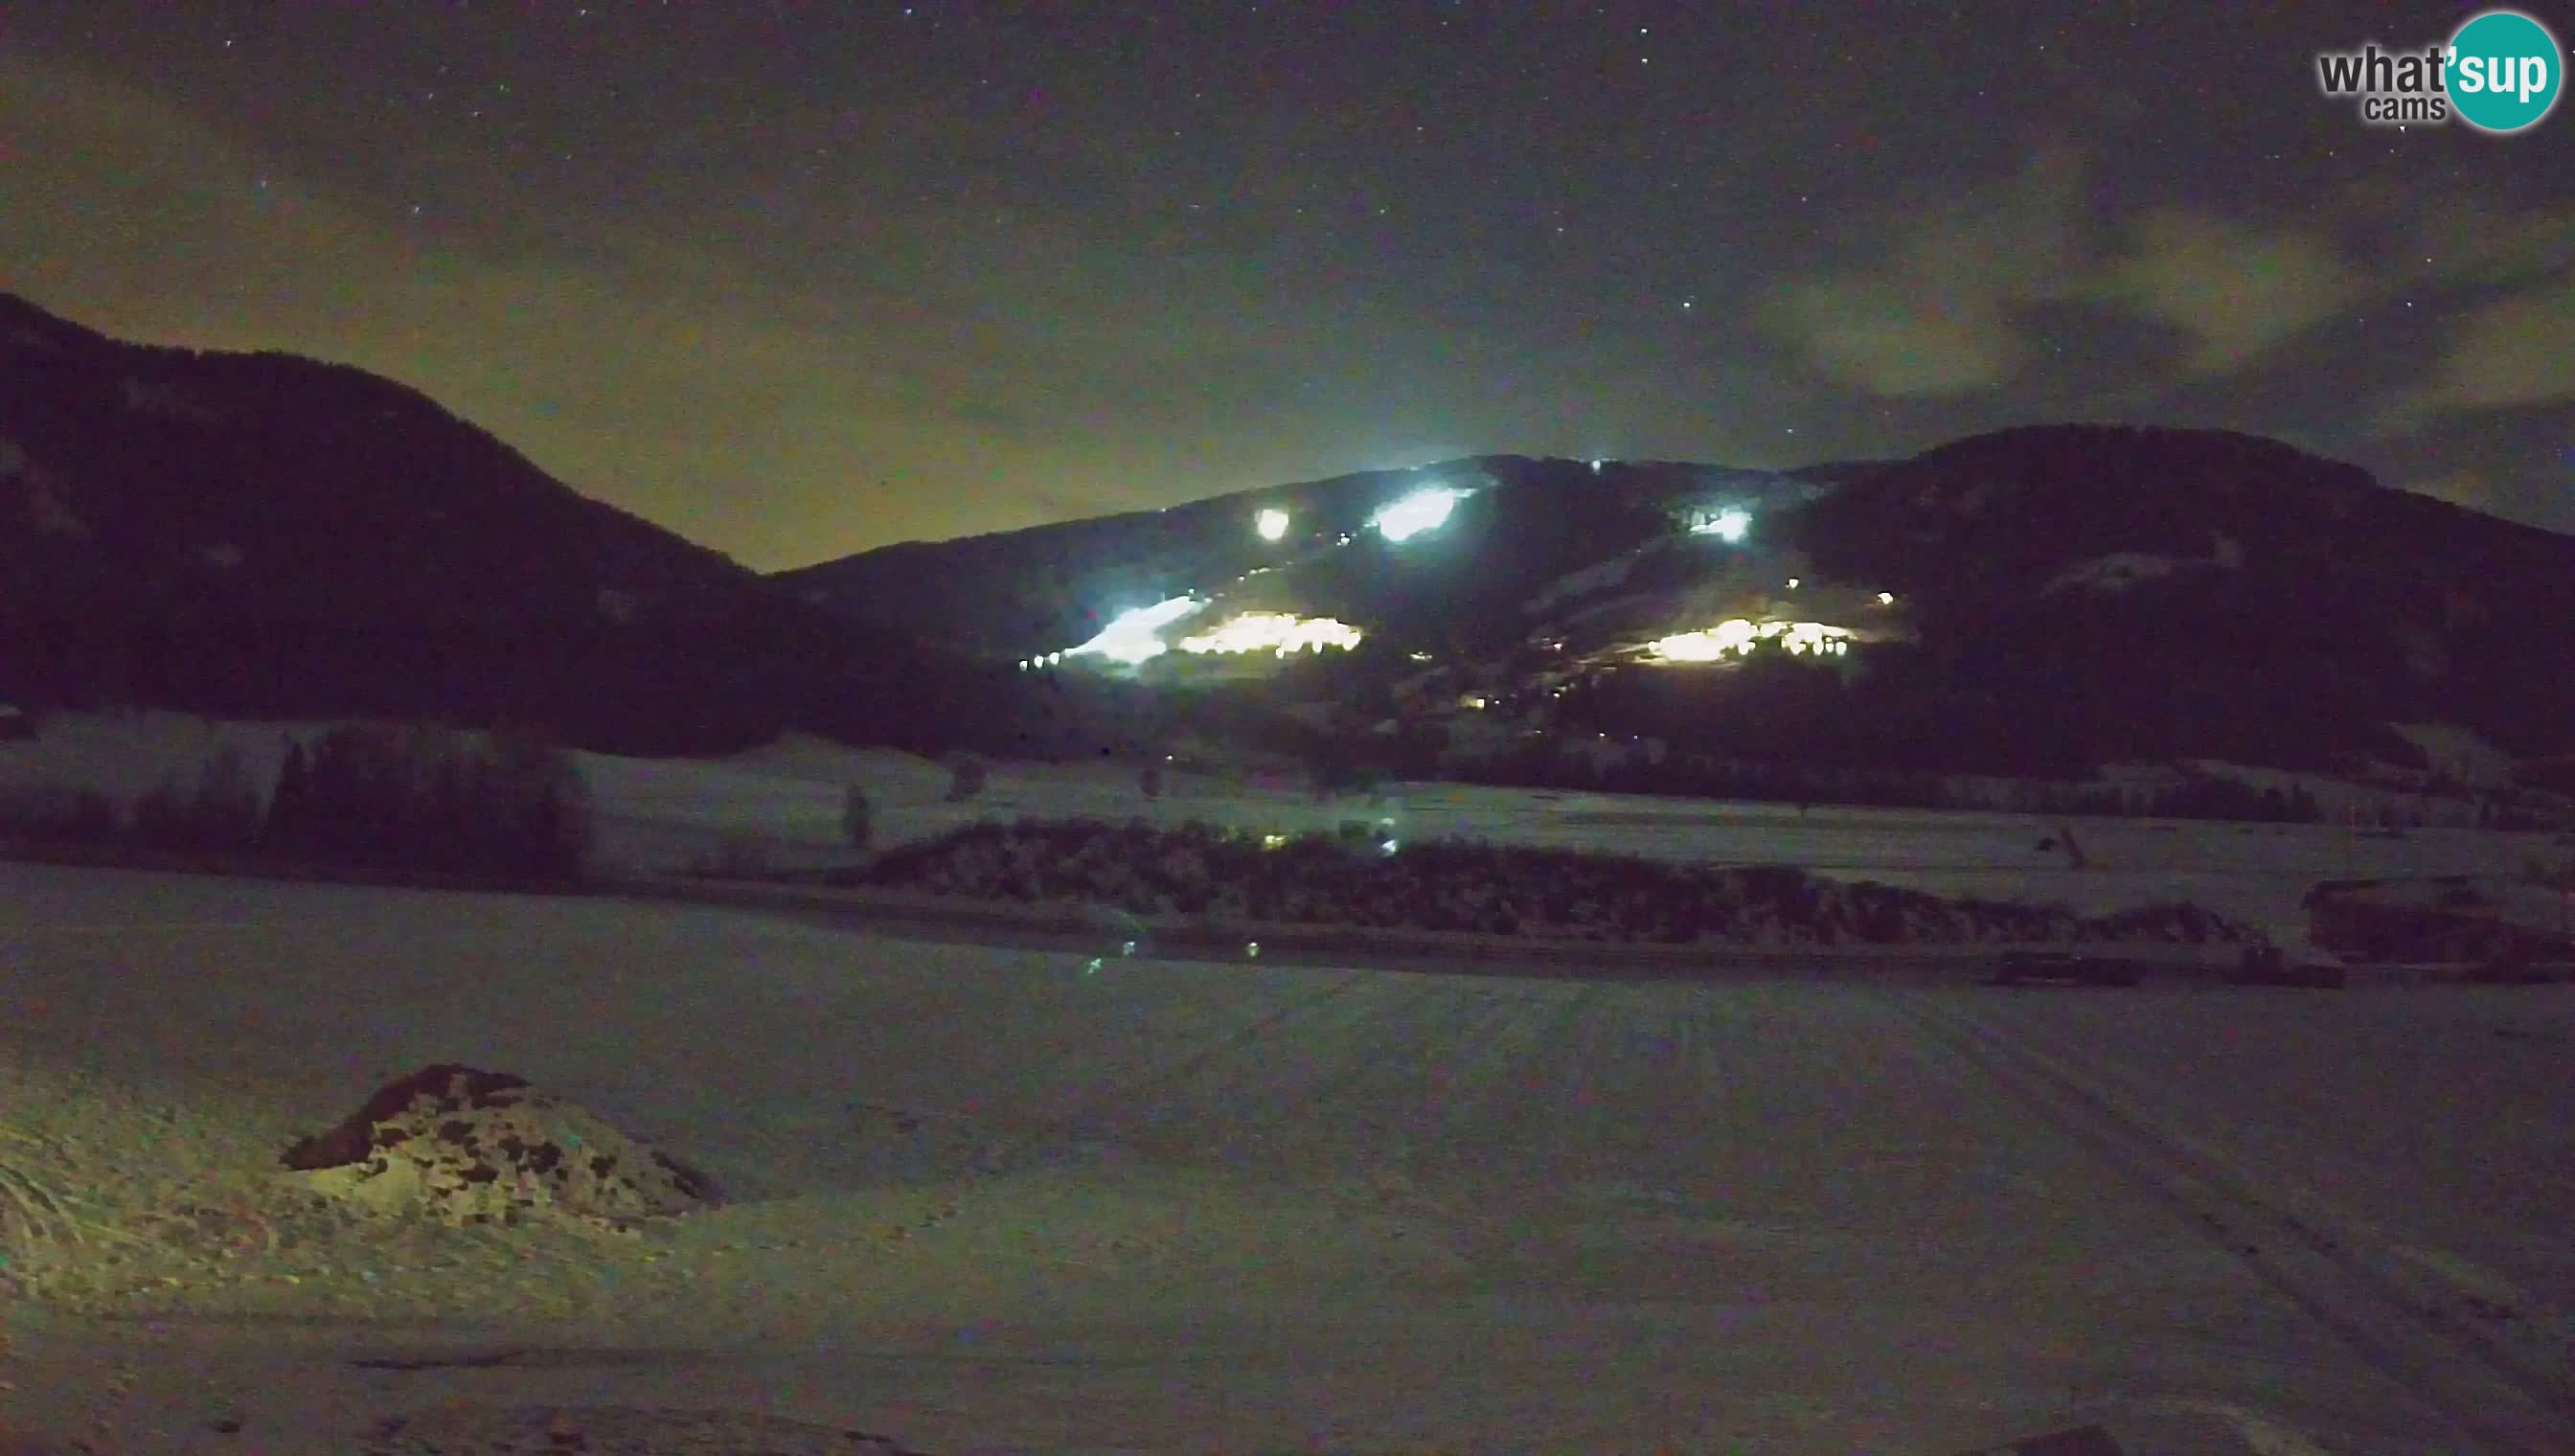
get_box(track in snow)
[1874,987,2575,1455]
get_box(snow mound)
[281,1065,723,1230]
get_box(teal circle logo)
[2447,10,2562,132]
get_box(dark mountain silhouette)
[10,293,2568,780]
[786,425,2575,779]
[774,455,1827,659]
[0,291,974,755]
[1776,424,2575,770]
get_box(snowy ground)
[3,861,2571,1453]
[7,712,2564,953]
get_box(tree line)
[4,723,591,881]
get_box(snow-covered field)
[2,861,2570,1453]
[7,712,2564,953]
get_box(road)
[0,860,2569,1453]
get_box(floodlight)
[1067,595,1205,665]
[1691,508,1751,542]
[1372,488,1462,542]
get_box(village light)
[1255,508,1290,541]
[1177,612,1364,656]
[1644,620,1856,662]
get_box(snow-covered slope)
[2042,551,2187,593]
[2388,721,2519,788]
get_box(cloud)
[1763,146,2086,397]
[2092,209,2370,374]
[2325,172,2575,291]
[1766,276,2024,398]
[2307,174,2575,438]
[2378,274,2575,432]
[2418,277,2575,409]
[1764,147,2372,398]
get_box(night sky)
[7,2,2571,570]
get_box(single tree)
[944,752,988,803]
[841,785,874,850]
[266,738,314,853]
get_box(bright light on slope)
[1645,619,1852,662]
[1690,508,1751,541]
[1372,489,1463,542]
[1069,595,1205,664]
[1254,508,1289,541]
[1176,611,1363,656]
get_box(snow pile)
[282,1065,724,1231]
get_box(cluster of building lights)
[1178,612,1363,656]
[1025,597,1363,669]
[1644,619,1854,663]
